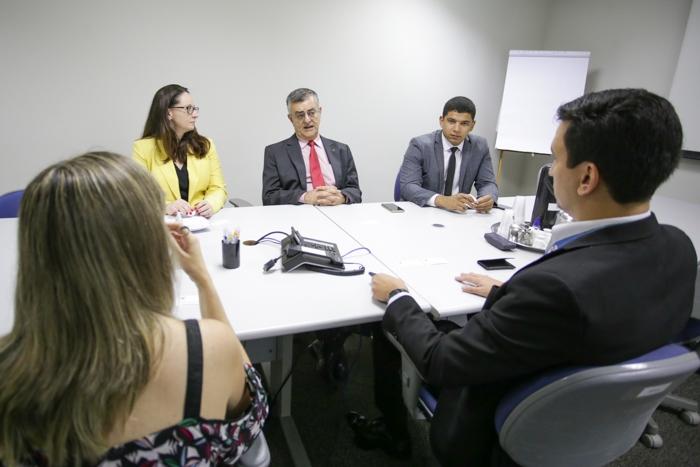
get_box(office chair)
[642,262,700,447]
[495,344,699,467]
[229,198,253,208]
[391,330,700,465]
[0,189,23,218]
[238,432,271,467]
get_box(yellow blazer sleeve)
[132,138,179,204]
[188,140,228,213]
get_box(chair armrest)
[229,198,253,207]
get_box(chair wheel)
[640,433,663,449]
[679,411,700,426]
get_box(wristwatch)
[387,288,409,301]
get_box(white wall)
[2,0,696,204]
[0,0,550,204]
[498,0,699,201]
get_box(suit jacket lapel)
[155,142,180,200]
[321,136,342,185]
[433,130,445,194]
[286,135,307,190]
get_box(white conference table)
[317,200,543,318]
[1,194,698,466]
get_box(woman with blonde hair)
[134,84,228,218]
[0,152,267,465]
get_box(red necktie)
[309,140,324,188]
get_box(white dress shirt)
[297,136,337,203]
[428,134,466,207]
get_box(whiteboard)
[669,0,700,152]
[495,50,590,155]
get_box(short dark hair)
[557,89,682,204]
[286,88,319,112]
[442,96,476,118]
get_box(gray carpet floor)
[261,333,700,467]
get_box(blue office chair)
[393,172,401,202]
[642,316,700,448]
[392,333,700,466]
[494,344,699,467]
[0,190,23,218]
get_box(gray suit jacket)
[262,135,362,205]
[398,130,498,206]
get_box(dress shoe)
[346,411,411,460]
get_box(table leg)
[270,335,312,466]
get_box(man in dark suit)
[262,88,362,383]
[398,96,498,212]
[262,88,361,206]
[349,89,697,465]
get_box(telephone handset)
[280,227,345,272]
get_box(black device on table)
[381,202,404,213]
[280,227,345,272]
[477,258,515,270]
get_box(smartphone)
[381,202,405,213]
[477,258,515,270]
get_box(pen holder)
[222,240,240,269]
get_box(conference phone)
[280,227,345,272]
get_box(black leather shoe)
[346,411,411,460]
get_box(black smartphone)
[381,202,404,213]
[477,258,515,270]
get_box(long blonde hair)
[0,152,174,465]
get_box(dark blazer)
[262,135,362,205]
[398,130,498,206]
[383,214,697,466]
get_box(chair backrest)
[238,432,271,467]
[495,343,700,467]
[0,190,23,218]
[393,172,401,202]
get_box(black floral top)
[11,320,269,466]
[98,363,268,466]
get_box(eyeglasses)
[292,108,319,121]
[170,105,200,115]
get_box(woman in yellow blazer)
[133,84,227,218]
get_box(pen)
[368,271,376,276]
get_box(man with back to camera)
[398,96,498,212]
[262,88,362,383]
[262,88,362,206]
[347,89,697,466]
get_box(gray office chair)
[642,261,700,448]
[495,344,699,467]
[390,331,700,465]
[238,432,271,467]
[229,198,253,208]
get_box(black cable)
[305,262,365,276]
[269,340,317,409]
[251,231,288,244]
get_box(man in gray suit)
[398,96,498,212]
[262,88,362,206]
